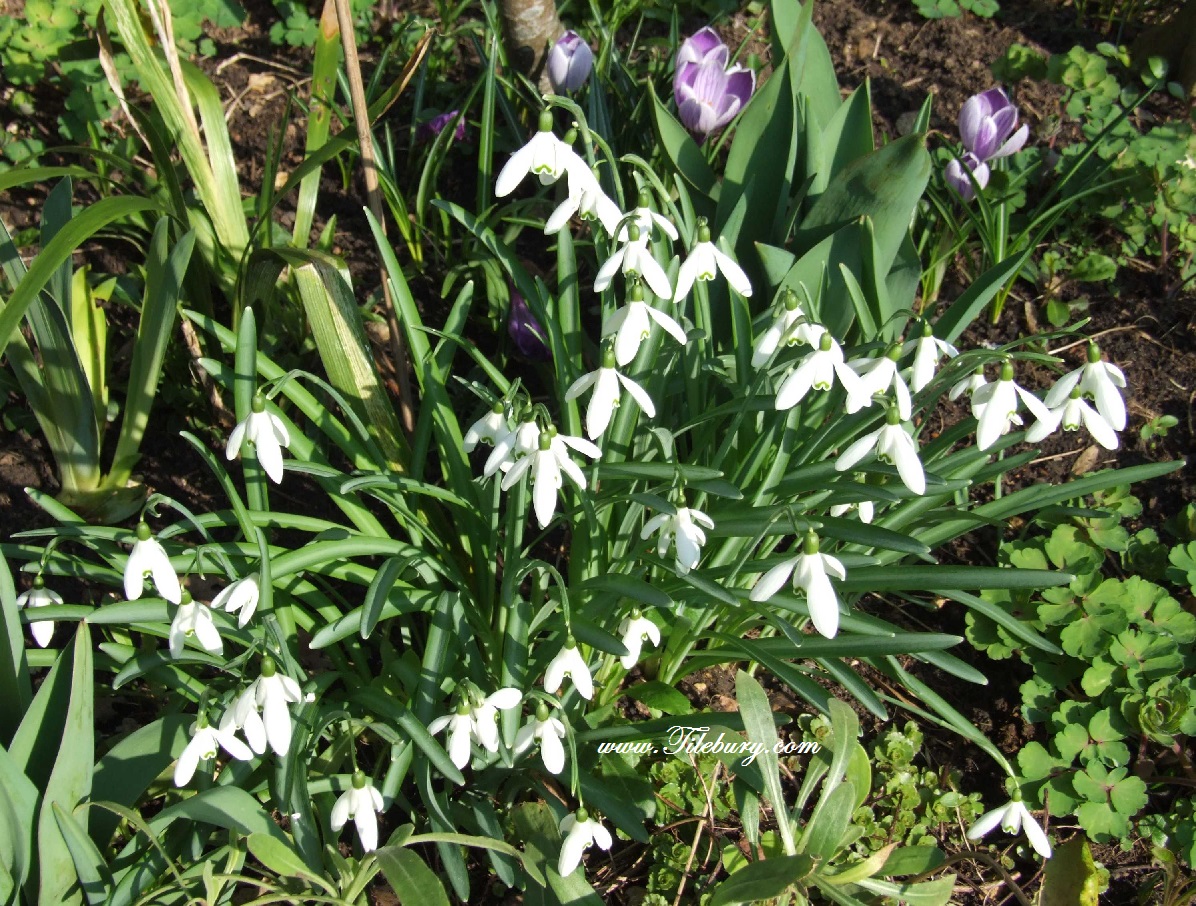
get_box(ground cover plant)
[0,0,1193,903]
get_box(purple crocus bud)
[676,26,728,69]
[945,151,990,202]
[420,110,467,143]
[548,30,594,93]
[959,88,1029,162]
[508,293,551,360]
[675,61,756,137]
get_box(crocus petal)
[991,123,1029,159]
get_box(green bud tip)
[563,128,578,145]
[630,607,642,620]
[352,770,367,789]
[636,189,651,208]
[564,635,577,650]
[538,110,554,132]
[136,522,152,541]
[1000,361,1015,382]
[195,711,210,730]
[535,702,551,721]
[539,433,553,451]
[802,531,819,555]
[575,807,590,822]
[251,393,266,413]
[921,321,934,338]
[819,331,833,352]
[627,279,645,302]
[973,365,985,376]
[886,406,901,425]
[491,401,505,415]
[456,701,472,716]
[180,591,192,605]
[1086,342,1101,364]
[261,655,277,677]
[783,289,801,311]
[696,222,712,244]
[1069,387,1082,400]
[628,223,641,242]
[601,347,617,369]
[547,424,558,439]
[32,575,45,590]
[886,344,903,361]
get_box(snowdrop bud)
[538,109,554,132]
[802,530,820,555]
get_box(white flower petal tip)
[558,810,612,877]
[226,395,292,484]
[673,222,752,303]
[618,612,662,669]
[495,116,588,198]
[544,642,593,700]
[212,574,261,628]
[966,797,1052,859]
[173,718,254,787]
[641,506,714,574]
[503,427,601,528]
[124,524,182,605]
[517,707,569,774]
[975,362,1051,451]
[232,659,303,757]
[330,773,385,852]
[169,596,223,659]
[430,687,523,770]
[749,534,845,639]
[834,412,925,496]
[16,581,62,648]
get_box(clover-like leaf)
[1151,594,1196,645]
[1020,677,1058,725]
[1080,656,1120,699]
[1167,542,1196,593]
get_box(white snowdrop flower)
[673,219,753,303]
[496,110,588,196]
[124,522,182,605]
[558,809,612,877]
[835,406,926,495]
[972,360,1053,451]
[428,687,522,769]
[544,638,593,700]
[169,593,223,659]
[16,576,60,648]
[967,793,1052,859]
[545,163,622,236]
[565,347,656,439]
[641,505,714,574]
[515,703,568,775]
[1026,387,1120,450]
[173,713,254,787]
[484,419,540,479]
[594,223,673,300]
[233,657,303,756]
[603,282,689,368]
[749,532,846,639]
[502,427,600,528]
[906,322,959,393]
[330,771,386,852]
[1044,341,1127,432]
[846,345,913,420]
[829,500,874,524]
[950,366,988,402]
[616,190,680,243]
[618,609,662,669]
[226,392,291,484]
[220,701,266,756]
[751,289,818,368]
[212,573,260,628]
[774,330,861,410]
[464,402,510,453]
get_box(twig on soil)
[215,53,308,78]
[332,0,417,435]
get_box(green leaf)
[0,550,32,743]
[735,671,796,855]
[147,786,289,842]
[1039,836,1101,906]
[246,833,323,885]
[802,781,855,862]
[623,682,693,716]
[89,715,189,844]
[709,854,814,906]
[880,845,945,876]
[375,846,451,906]
[649,84,717,197]
[51,803,111,906]
[36,624,94,906]
[0,747,38,891]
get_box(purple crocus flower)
[945,151,990,202]
[508,293,551,360]
[419,110,467,143]
[959,88,1028,162]
[548,30,593,93]
[673,28,754,138]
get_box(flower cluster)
[946,87,1030,201]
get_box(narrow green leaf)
[735,670,796,854]
[52,803,112,906]
[710,854,814,906]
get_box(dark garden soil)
[1,0,1194,903]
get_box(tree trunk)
[1130,0,1196,98]
[499,0,563,93]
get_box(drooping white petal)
[835,428,882,473]
[616,372,656,419]
[1079,400,1119,450]
[540,725,566,774]
[713,247,752,297]
[750,557,799,602]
